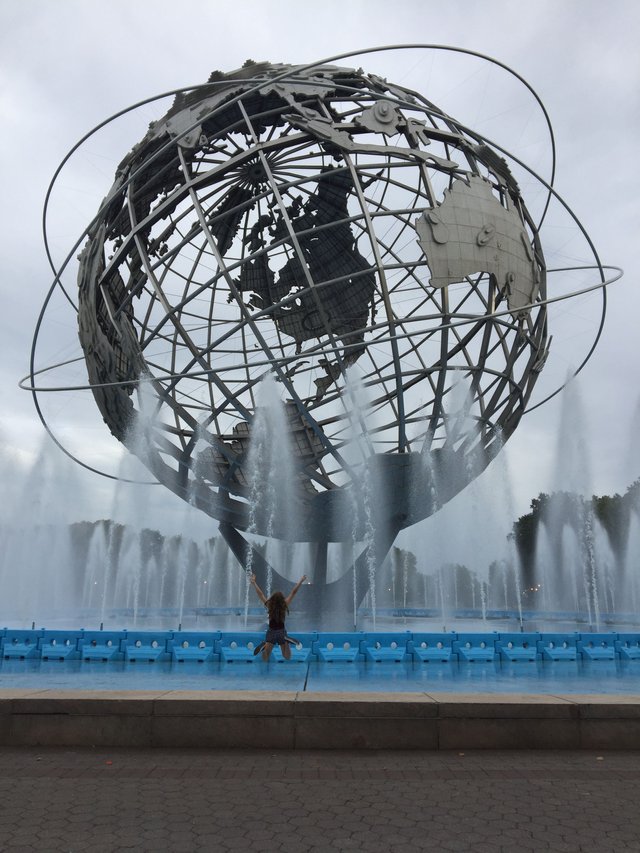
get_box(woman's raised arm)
[285,574,307,606]
[249,574,268,605]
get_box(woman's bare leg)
[280,642,291,660]
[261,642,274,662]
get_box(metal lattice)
[73,60,548,541]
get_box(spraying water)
[243,372,302,618]
[343,368,377,628]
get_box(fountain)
[2,419,639,636]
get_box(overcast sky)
[1,0,639,552]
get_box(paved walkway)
[0,747,639,852]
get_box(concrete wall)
[1,689,639,749]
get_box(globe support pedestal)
[218,521,402,629]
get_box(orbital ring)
[21,264,623,395]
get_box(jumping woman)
[249,573,306,661]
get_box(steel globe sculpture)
[29,51,615,616]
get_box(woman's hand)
[250,574,256,585]
[300,574,307,583]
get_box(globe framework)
[75,59,548,543]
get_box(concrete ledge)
[294,692,438,717]
[153,690,297,717]
[428,692,579,718]
[438,717,582,750]
[0,690,639,749]
[293,692,439,748]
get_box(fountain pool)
[2,626,640,694]
[3,656,640,695]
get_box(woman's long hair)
[266,591,288,624]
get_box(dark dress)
[265,614,286,646]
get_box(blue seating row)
[1,628,639,663]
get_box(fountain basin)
[1,630,640,695]
[1,627,635,663]
[2,630,640,749]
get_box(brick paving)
[0,747,639,852]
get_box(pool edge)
[1,690,640,750]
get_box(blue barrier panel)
[578,633,618,661]
[217,631,316,662]
[38,630,84,661]
[79,631,126,661]
[271,632,318,663]
[615,633,640,661]
[2,629,44,660]
[362,632,411,662]
[453,632,498,662]
[313,632,365,663]
[124,631,172,662]
[170,631,220,662]
[536,633,579,661]
[5,628,637,667]
[496,633,541,662]
[408,632,458,662]
[217,632,266,662]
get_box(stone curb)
[0,690,639,749]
